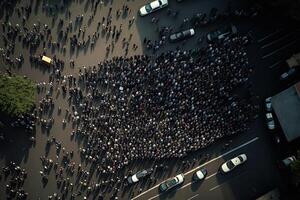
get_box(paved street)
[0,0,299,200]
[128,116,282,200]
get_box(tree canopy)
[0,74,36,117]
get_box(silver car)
[127,169,150,184]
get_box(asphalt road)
[0,0,299,199]
[128,116,281,200]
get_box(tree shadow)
[0,122,33,166]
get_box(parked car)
[159,174,184,192]
[207,25,237,42]
[220,154,247,173]
[265,97,272,112]
[193,168,207,181]
[280,67,297,81]
[169,28,195,42]
[127,169,151,184]
[266,112,275,130]
[139,0,168,16]
[282,156,297,167]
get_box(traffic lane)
[165,135,280,200]
[132,137,259,200]
[149,135,277,200]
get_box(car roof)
[165,177,177,187]
[196,170,204,179]
[182,29,194,35]
[231,157,242,165]
[136,170,147,176]
[150,1,160,8]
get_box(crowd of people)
[29,35,257,199]
[1,162,28,199]
[0,0,261,199]
[63,35,257,175]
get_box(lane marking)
[131,137,259,200]
[148,194,160,200]
[268,61,282,69]
[205,172,218,180]
[187,194,199,200]
[183,137,259,176]
[261,38,300,59]
[260,32,295,49]
[209,184,222,191]
[209,170,247,191]
[181,181,194,189]
[257,29,281,43]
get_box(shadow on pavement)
[0,125,33,166]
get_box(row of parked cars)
[127,154,247,193]
[138,0,238,43]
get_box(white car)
[282,156,297,167]
[169,28,195,42]
[139,0,168,16]
[265,97,272,112]
[159,174,184,192]
[221,154,247,173]
[266,112,275,130]
[193,168,207,181]
[127,169,150,184]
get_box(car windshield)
[176,33,183,38]
[227,161,235,169]
[238,156,244,162]
[166,178,177,187]
[145,4,152,12]
[160,183,167,190]
[136,171,146,178]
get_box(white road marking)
[148,194,160,200]
[209,184,222,191]
[262,39,300,59]
[205,172,218,180]
[257,29,281,43]
[187,194,199,200]
[181,181,194,189]
[183,137,259,176]
[260,32,294,49]
[176,172,218,191]
[131,137,259,200]
[209,170,247,192]
[268,61,282,69]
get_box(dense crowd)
[0,0,260,199]
[29,35,257,199]
[64,35,256,174]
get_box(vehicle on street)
[220,154,247,173]
[127,169,151,184]
[280,67,297,81]
[207,25,237,42]
[193,168,207,181]
[159,174,184,192]
[139,0,168,16]
[282,156,297,167]
[265,97,272,112]
[169,28,195,42]
[266,112,275,130]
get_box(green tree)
[0,74,36,117]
